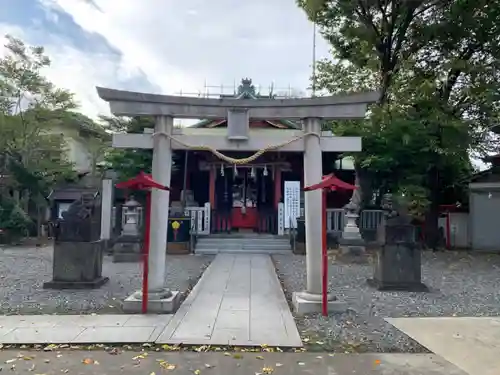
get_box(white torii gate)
[97,87,378,314]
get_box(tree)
[102,115,183,182]
[0,35,79,238]
[298,0,500,248]
[101,116,155,180]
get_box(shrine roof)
[190,78,300,130]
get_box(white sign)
[284,181,301,228]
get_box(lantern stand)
[303,173,357,316]
[116,171,170,314]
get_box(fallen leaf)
[232,353,243,359]
[256,356,264,360]
[194,370,201,375]
[82,358,94,365]
[262,366,274,374]
[374,359,381,365]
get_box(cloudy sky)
[0,0,330,118]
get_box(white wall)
[45,124,92,173]
[438,212,469,249]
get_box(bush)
[0,195,33,243]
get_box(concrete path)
[0,350,466,375]
[386,317,500,375]
[0,314,172,344]
[157,253,302,347]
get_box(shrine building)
[165,79,356,235]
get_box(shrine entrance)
[214,164,275,233]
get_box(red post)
[115,172,170,315]
[321,189,328,317]
[142,191,151,314]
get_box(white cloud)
[0,23,133,117]
[3,0,330,118]
[38,0,330,95]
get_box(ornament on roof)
[237,78,256,97]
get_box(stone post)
[302,118,322,296]
[100,175,114,244]
[123,115,181,313]
[292,118,346,315]
[148,115,172,294]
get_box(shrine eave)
[96,87,379,120]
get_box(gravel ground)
[273,251,500,353]
[0,246,213,315]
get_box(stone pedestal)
[122,289,181,313]
[292,291,347,316]
[338,209,367,263]
[44,240,109,289]
[367,220,428,292]
[112,235,142,262]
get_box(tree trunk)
[424,165,440,250]
[352,162,373,210]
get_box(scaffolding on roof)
[174,80,309,99]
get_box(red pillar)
[274,166,282,209]
[209,166,216,208]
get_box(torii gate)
[97,86,378,314]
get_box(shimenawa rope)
[152,131,320,165]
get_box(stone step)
[195,235,292,254]
[196,241,290,247]
[195,248,292,255]
[198,234,286,239]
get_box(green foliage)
[102,116,154,180]
[0,35,109,241]
[297,0,500,246]
[0,35,79,192]
[0,195,33,240]
[102,116,181,181]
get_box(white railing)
[184,202,211,235]
[283,207,383,234]
[326,208,384,233]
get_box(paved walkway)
[0,351,466,375]
[157,253,302,347]
[387,317,500,375]
[0,314,172,344]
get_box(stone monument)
[367,193,429,291]
[112,196,143,262]
[43,193,109,289]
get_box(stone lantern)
[113,195,143,262]
[121,196,142,236]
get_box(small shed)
[469,156,500,251]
